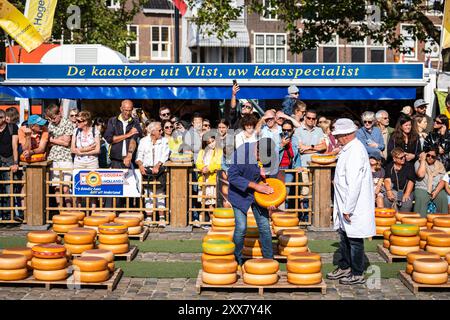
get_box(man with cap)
[228,83,257,131]
[282,85,299,116]
[18,115,49,161]
[326,118,376,285]
[414,99,433,134]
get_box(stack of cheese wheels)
[52,214,79,234]
[432,217,450,234]
[287,257,322,285]
[276,228,306,238]
[81,249,115,273]
[243,226,262,258]
[375,208,397,236]
[63,231,96,255]
[426,213,447,229]
[211,208,235,232]
[0,254,29,281]
[389,224,420,256]
[31,244,69,281]
[2,247,33,270]
[405,251,440,275]
[271,212,300,235]
[202,258,238,285]
[72,256,110,283]
[411,258,449,285]
[401,216,427,230]
[83,215,110,232]
[26,230,59,248]
[92,211,117,222]
[243,259,279,285]
[425,234,450,257]
[66,227,97,238]
[59,211,85,225]
[114,216,142,236]
[247,212,257,227]
[202,239,235,262]
[204,229,234,242]
[287,251,321,262]
[395,212,421,223]
[383,229,392,249]
[118,212,144,224]
[278,233,308,257]
[97,223,129,254]
[419,229,445,250]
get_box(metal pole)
[175,7,180,63]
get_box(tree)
[186,0,443,55]
[7,0,145,53]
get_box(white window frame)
[261,0,278,21]
[106,0,120,10]
[253,33,287,63]
[320,35,339,63]
[425,0,444,16]
[126,24,139,61]
[400,24,418,60]
[151,25,171,61]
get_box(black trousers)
[338,229,365,276]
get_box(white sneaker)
[193,220,201,228]
[201,225,211,230]
[159,218,166,227]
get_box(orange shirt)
[18,126,49,151]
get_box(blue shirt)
[294,124,325,164]
[356,126,385,157]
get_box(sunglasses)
[306,116,317,120]
[282,129,293,132]
[76,119,86,123]
[203,124,210,127]
[292,92,299,95]
[426,154,437,159]
[396,155,406,160]
[364,121,373,124]
[242,105,252,109]
[434,120,443,125]
[164,126,173,129]
[70,114,77,117]
[266,117,275,121]
[160,112,170,117]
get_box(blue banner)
[6,63,423,81]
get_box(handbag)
[427,200,437,214]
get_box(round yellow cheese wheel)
[97,243,129,254]
[375,208,396,218]
[310,154,336,165]
[419,229,444,241]
[426,245,450,257]
[243,272,278,285]
[420,240,427,249]
[31,257,67,271]
[273,226,300,234]
[432,226,450,234]
[60,211,85,221]
[81,249,114,263]
[272,216,299,228]
[413,258,448,274]
[127,225,143,235]
[202,270,237,285]
[278,245,308,256]
[401,217,427,227]
[391,224,419,237]
[389,235,420,247]
[201,253,235,262]
[245,227,259,238]
[113,217,140,227]
[412,271,448,285]
[202,240,235,256]
[202,259,238,274]
[53,223,79,233]
[276,229,306,237]
[433,217,450,228]
[210,225,233,232]
[278,234,308,247]
[64,243,94,255]
[67,227,97,237]
[376,226,391,235]
[395,212,420,221]
[212,208,234,219]
[287,272,322,285]
[446,253,450,264]
[427,213,448,223]
[244,259,279,275]
[52,215,79,225]
[2,247,33,260]
[32,244,66,259]
[406,263,414,275]
[64,232,95,245]
[247,218,257,227]
[212,217,235,227]
[427,234,450,247]
[27,241,56,248]
[33,268,68,281]
[203,234,233,242]
[383,229,392,240]
[375,217,397,226]
[389,245,420,256]
[383,239,390,249]
[287,252,321,262]
[108,262,115,273]
[406,251,440,264]
[243,246,263,257]
[254,178,287,208]
[84,216,110,226]
[118,212,144,222]
[27,231,58,244]
[287,258,321,274]
[92,211,117,222]
[73,256,108,272]
[0,254,27,270]
[427,222,434,229]
[98,233,129,245]
[244,237,261,247]
[74,269,110,283]
[98,223,128,235]
[0,268,28,281]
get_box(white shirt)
[234,131,257,149]
[120,118,129,157]
[136,136,169,167]
[333,138,376,238]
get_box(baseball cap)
[414,99,428,109]
[28,115,47,126]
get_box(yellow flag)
[0,0,43,52]
[442,0,450,49]
[24,0,58,41]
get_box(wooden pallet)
[377,244,407,263]
[127,226,150,242]
[399,271,450,294]
[196,270,326,296]
[70,245,139,262]
[0,268,123,292]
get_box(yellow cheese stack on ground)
[375,208,397,235]
[401,217,427,229]
[97,223,130,254]
[418,229,445,250]
[287,258,322,285]
[383,230,392,249]
[114,217,142,235]
[204,230,234,242]
[201,258,238,285]
[395,212,420,223]
[26,230,59,248]
[51,214,79,234]
[31,244,69,281]
[82,216,110,233]
[243,259,279,285]
[389,224,420,256]
[0,254,29,281]
[63,232,96,255]
[406,251,440,275]
[201,239,235,262]
[92,211,117,222]
[118,212,144,222]
[411,258,449,285]
[271,214,300,235]
[243,237,263,258]
[432,217,450,234]
[81,249,115,272]
[426,213,447,229]
[425,234,450,257]
[212,208,235,232]
[72,256,110,283]
[278,234,308,256]
[60,211,86,222]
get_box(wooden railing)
[0,166,27,224]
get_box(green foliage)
[187,0,443,54]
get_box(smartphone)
[233,79,238,86]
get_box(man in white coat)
[326,118,376,285]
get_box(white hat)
[288,85,299,94]
[331,118,358,136]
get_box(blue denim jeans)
[279,166,294,209]
[233,203,273,265]
[338,229,365,276]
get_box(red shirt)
[280,142,294,167]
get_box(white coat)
[333,137,376,238]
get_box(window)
[126,25,139,61]
[400,24,417,60]
[106,0,120,9]
[254,33,286,63]
[424,26,442,59]
[302,49,317,63]
[261,0,278,20]
[349,39,365,62]
[151,26,170,60]
[321,36,338,62]
[426,0,443,15]
[368,38,386,62]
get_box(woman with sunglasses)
[356,111,384,158]
[423,114,450,171]
[161,120,173,140]
[413,148,448,216]
[387,114,422,164]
